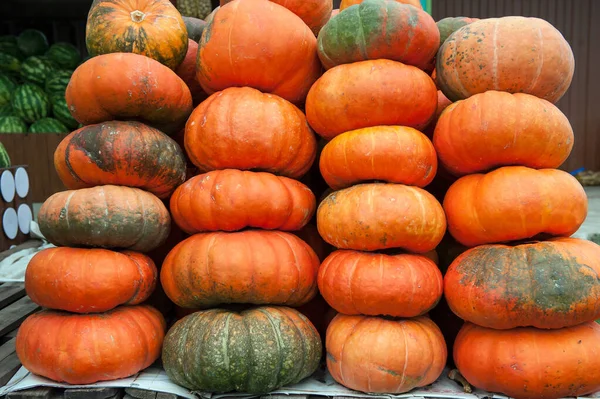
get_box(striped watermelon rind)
[45,69,72,97]
[51,95,78,129]
[0,42,25,61]
[46,42,81,70]
[11,83,50,123]
[0,73,17,107]
[21,56,54,85]
[28,117,69,133]
[0,116,28,133]
[0,142,10,168]
[0,53,21,74]
[0,104,13,117]
[17,29,49,57]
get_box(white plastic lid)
[3,207,18,239]
[0,170,15,203]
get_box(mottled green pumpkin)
[436,16,478,44]
[162,306,322,393]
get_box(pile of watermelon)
[0,29,83,134]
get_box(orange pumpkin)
[16,305,165,384]
[339,0,422,10]
[434,91,574,176]
[185,87,316,178]
[86,0,188,70]
[197,0,322,104]
[327,314,446,393]
[175,39,208,105]
[319,126,437,190]
[422,90,452,137]
[272,0,333,35]
[306,59,437,140]
[25,248,157,313]
[317,183,446,253]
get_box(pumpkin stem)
[448,369,472,393]
[130,10,146,23]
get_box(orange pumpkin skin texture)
[66,53,193,135]
[454,322,600,399]
[444,166,588,247]
[436,17,575,103]
[317,183,446,253]
[170,169,316,234]
[434,91,574,176]
[444,238,600,330]
[272,0,333,36]
[306,59,437,140]
[422,90,452,137]
[175,39,208,105]
[197,0,322,105]
[15,305,166,384]
[319,250,443,317]
[185,87,316,179]
[319,126,437,190]
[86,0,188,70]
[25,247,157,314]
[339,0,422,11]
[38,185,171,252]
[54,121,186,199]
[161,230,320,308]
[326,314,446,393]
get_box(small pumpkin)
[38,185,171,252]
[86,0,188,70]
[436,16,479,44]
[319,250,443,317]
[339,0,422,10]
[317,183,446,253]
[175,39,208,105]
[272,0,333,36]
[434,91,574,176]
[318,0,439,71]
[54,121,186,199]
[66,53,193,135]
[437,17,574,103]
[162,306,322,393]
[185,87,316,178]
[16,305,165,384]
[444,166,588,247]
[319,125,437,190]
[306,59,437,140]
[25,247,157,313]
[182,16,207,42]
[161,230,320,308]
[327,314,446,393]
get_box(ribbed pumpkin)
[54,121,186,199]
[197,0,322,104]
[317,183,446,253]
[38,185,171,252]
[444,238,600,330]
[162,306,322,393]
[319,250,443,317]
[16,305,165,384]
[25,247,157,313]
[306,59,437,140]
[161,230,320,308]
[339,0,422,10]
[185,87,316,178]
[454,322,600,399]
[66,53,193,134]
[170,169,315,234]
[327,314,446,393]
[175,39,208,105]
[272,0,333,35]
[86,0,188,70]
[318,0,439,71]
[436,16,479,44]
[437,17,574,103]
[444,166,588,247]
[434,91,574,176]
[319,126,437,190]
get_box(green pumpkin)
[436,16,479,44]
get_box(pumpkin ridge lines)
[526,26,545,94]
[272,231,302,304]
[63,190,76,241]
[259,308,287,388]
[395,321,409,391]
[347,254,362,314]
[492,19,499,91]
[222,312,233,387]
[62,139,85,186]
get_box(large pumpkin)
[454,322,600,399]
[54,121,186,199]
[25,247,157,313]
[436,17,574,103]
[175,39,208,105]
[162,306,322,393]
[161,230,320,308]
[339,0,422,10]
[38,185,171,252]
[16,305,165,384]
[326,314,446,393]
[444,166,587,247]
[197,0,322,104]
[306,59,437,140]
[436,16,479,44]
[319,250,443,317]
[272,0,333,35]
[318,0,439,71]
[86,0,188,70]
[66,53,193,135]
[170,169,315,234]
[444,238,600,329]
[185,87,316,178]
[434,91,574,176]
[319,126,437,190]
[317,183,446,253]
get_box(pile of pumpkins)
[13,0,600,398]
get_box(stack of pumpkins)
[434,16,600,399]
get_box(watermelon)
[51,95,78,129]
[0,74,17,107]
[17,29,49,57]
[0,42,25,60]
[0,53,21,74]
[28,117,69,133]
[45,70,72,97]
[0,142,10,168]
[21,56,54,85]
[11,83,50,123]
[0,116,27,133]
[46,43,81,70]
[0,104,12,117]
